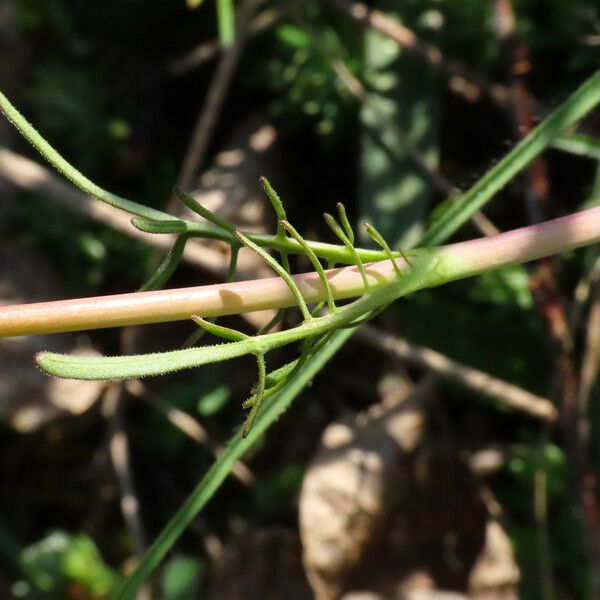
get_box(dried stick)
[493,0,600,583]
[0,147,249,279]
[170,3,295,76]
[103,384,148,558]
[125,380,255,488]
[171,0,265,209]
[578,290,600,413]
[329,0,510,107]
[356,325,557,422]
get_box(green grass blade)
[216,0,235,46]
[113,327,354,600]
[551,133,600,161]
[419,70,600,246]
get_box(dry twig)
[125,379,255,488]
[103,384,148,559]
[357,324,557,422]
[329,0,510,107]
[0,147,244,278]
[170,4,295,76]
[171,0,265,209]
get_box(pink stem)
[3,204,600,337]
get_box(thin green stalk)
[336,202,355,244]
[257,308,286,335]
[324,212,370,290]
[261,177,292,278]
[182,243,240,348]
[216,0,236,46]
[365,222,406,275]
[242,352,266,437]
[235,231,313,321]
[175,187,236,234]
[243,334,321,409]
[281,220,336,312]
[140,234,190,292]
[112,327,353,600]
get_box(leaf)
[161,555,204,600]
[130,218,189,234]
[36,339,255,380]
[197,384,230,416]
[276,24,311,49]
[20,531,118,595]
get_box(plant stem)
[4,203,600,339]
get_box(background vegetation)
[0,0,599,598]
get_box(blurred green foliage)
[499,444,589,598]
[14,531,119,598]
[253,16,359,139]
[159,555,204,600]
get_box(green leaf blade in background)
[359,2,439,249]
[161,555,204,600]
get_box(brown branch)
[0,147,245,278]
[578,290,600,412]
[126,379,255,488]
[356,324,557,422]
[329,0,510,107]
[492,0,600,581]
[169,3,293,76]
[103,384,148,558]
[171,0,265,210]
